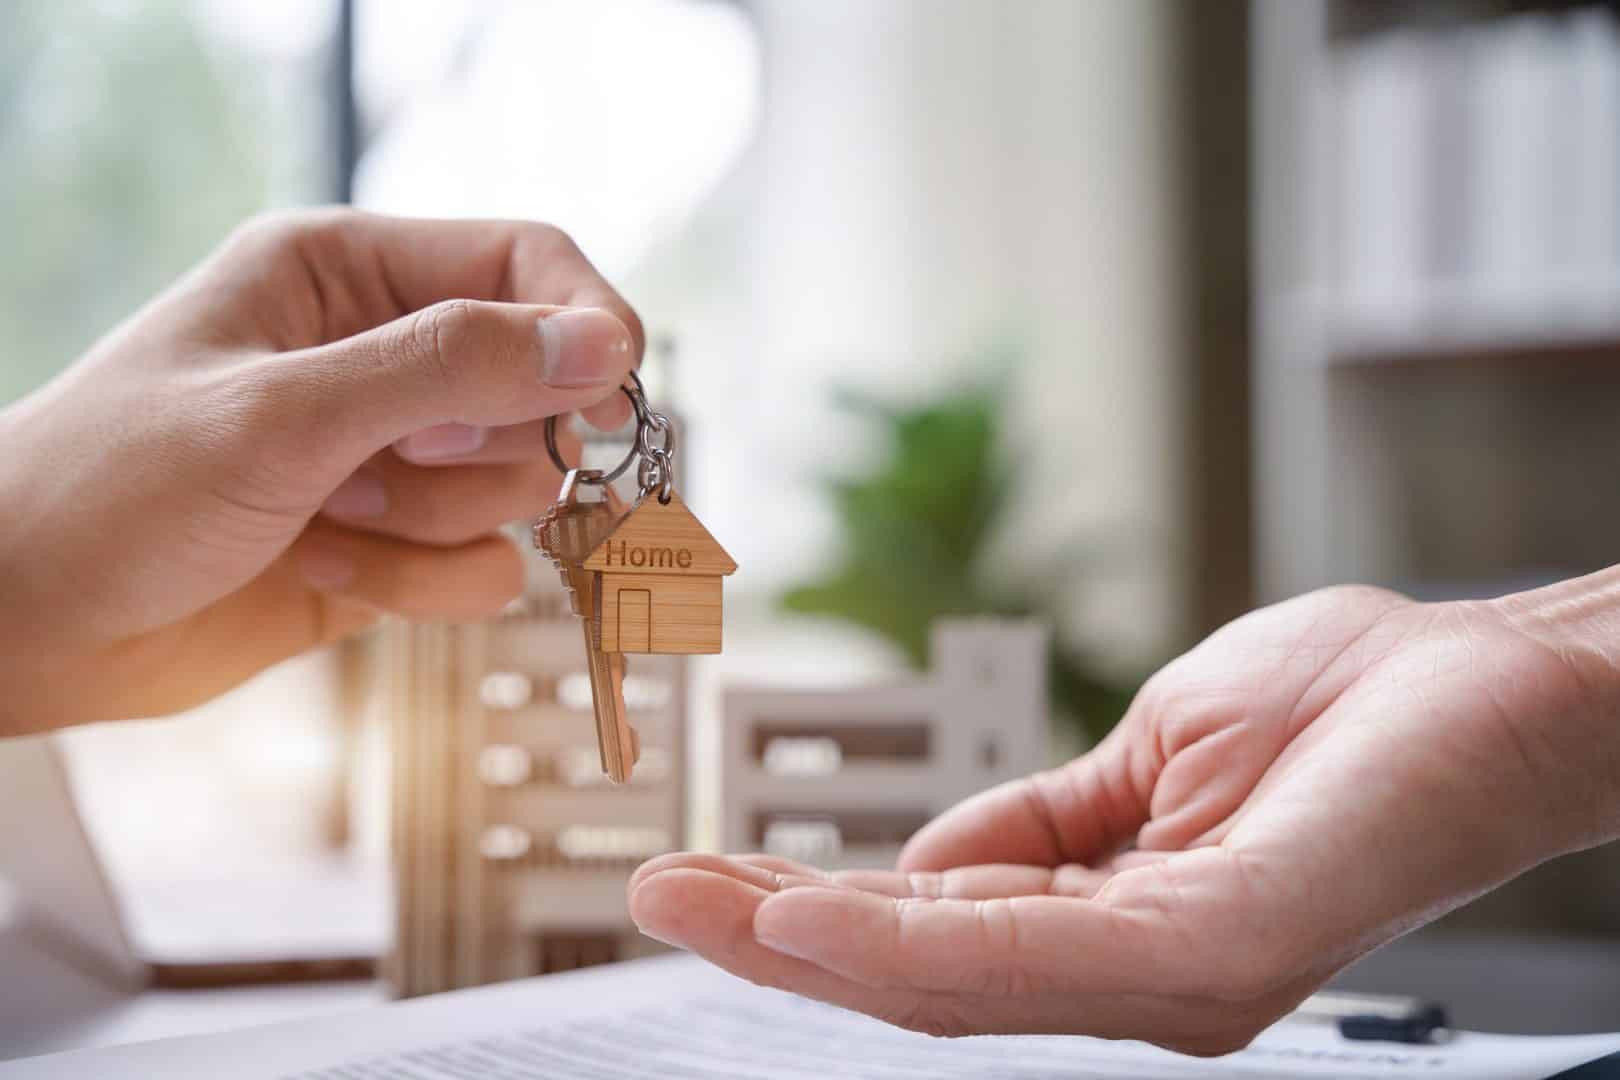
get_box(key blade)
[606,652,637,783]
[571,568,635,784]
[584,637,634,784]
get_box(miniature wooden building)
[719,619,1048,870]
[386,417,690,997]
[583,494,737,655]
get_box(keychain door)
[619,589,652,652]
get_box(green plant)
[780,377,1141,744]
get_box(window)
[2,0,358,962]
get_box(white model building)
[719,619,1049,870]
[387,462,686,998]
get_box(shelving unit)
[1253,0,1620,605]
[1253,0,1620,936]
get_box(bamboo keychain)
[533,373,737,783]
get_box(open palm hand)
[631,584,1614,1055]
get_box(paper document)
[6,954,1619,1079]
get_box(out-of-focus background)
[5,0,1620,1060]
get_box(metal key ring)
[543,371,650,485]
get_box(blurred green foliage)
[0,2,294,404]
[781,379,1140,745]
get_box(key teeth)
[530,508,558,552]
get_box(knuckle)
[1128,663,1182,722]
[524,220,577,256]
[506,220,578,270]
[224,207,358,259]
[407,298,477,389]
[1147,688,1221,753]
[509,219,642,350]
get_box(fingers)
[393,411,630,468]
[629,858,1171,997]
[107,523,522,719]
[629,853,1136,994]
[898,731,1150,873]
[224,210,644,357]
[628,854,1296,1050]
[627,866,940,1028]
[578,389,635,433]
[631,853,1112,905]
[629,853,834,898]
[720,853,1110,901]
[291,521,523,620]
[260,300,637,481]
[78,560,381,722]
[1136,724,1259,851]
[319,454,562,547]
[750,886,1159,997]
[828,863,1112,900]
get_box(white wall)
[640,0,1190,677]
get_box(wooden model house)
[720,619,1048,870]
[583,494,737,655]
[386,411,691,996]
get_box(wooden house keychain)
[533,372,736,783]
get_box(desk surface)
[1332,932,1620,1035]
[5,931,1618,1064]
[0,954,384,1063]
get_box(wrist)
[1484,566,1620,852]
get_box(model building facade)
[387,472,687,998]
[719,619,1048,870]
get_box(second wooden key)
[533,469,639,783]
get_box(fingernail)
[322,470,387,521]
[538,308,633,388]
[753,924,812,962]
[298,547,354,590]
[635,924,681,948]
[396,423,488,462]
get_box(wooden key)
[534,473,620,613]
[536,383,737,781]
[574,575,639,782]
[533,470,640,783]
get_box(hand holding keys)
[535,374,736,784]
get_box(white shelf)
[1281,280,1620,365]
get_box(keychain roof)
[581,494,737,576]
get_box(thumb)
[263,300,636,473]
[897,732,1146,872]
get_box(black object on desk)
[1296,991,1451,1045]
